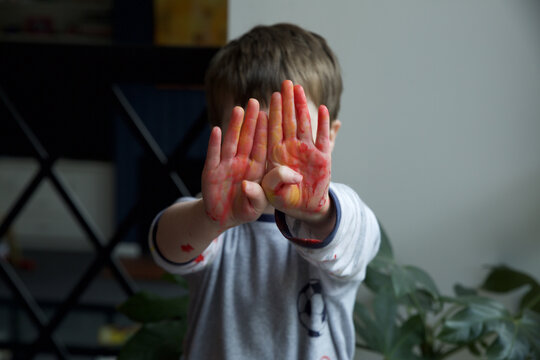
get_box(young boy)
[149,23,380,359]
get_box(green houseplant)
[117,228,540,360]
[355,227,540,359]
[117,274,189,360]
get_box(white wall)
[228,0,540,296]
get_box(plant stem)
[408,292,426,322]
[355,342,373,351]
[522,292,540,313]
[437,344,467,359]
[431,304,461,333]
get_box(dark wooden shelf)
[0,42,219,85]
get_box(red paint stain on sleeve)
[194,254,205,263]
[181,244,194,253]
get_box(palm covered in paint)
[263,81,332,221]
[202,99,268,228]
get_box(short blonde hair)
[205,23,343,127]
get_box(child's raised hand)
[202,99,268,228]
[262,80,332,224]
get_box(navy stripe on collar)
[256,213,276,223]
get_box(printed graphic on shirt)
[297,279,327,337]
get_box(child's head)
[205,23,343,129]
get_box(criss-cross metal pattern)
[0,45,216,359]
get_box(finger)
[281,80,297,140]
[204,126,221,169]
[261,165,303,193]
[294,84,313,143]
[268,92,283,159]
[241,180,268,216]
[237,99,259,156]
[251,110,268,164]
[315,105,330,153]
[222,106,244,160]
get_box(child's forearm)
[155,198,222,264]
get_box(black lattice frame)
[0,83,204,359]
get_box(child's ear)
[329,120,341,152]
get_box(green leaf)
[391,265,417,297]
[521,310,540,355]
[354,303,383,351]
[161,273,189,289]
[118,320,186,360]
[117,291,189,323]
[377,223,394,260]
[467,341,482,356]
[481,265,539,294]
[519,286,540,314]
[438,296,508,344]
[354,284,402,354]
[373,284,398,347]
[390,264,439,299]
[364,266,392,293]
[369,256,392,272]
[438,308,484,344]
[400,289,441,313]
[403,265,439,298]
[445,295,508,312]
[481,265,540,315]
[485,320,529,360]
[439,300,540,358]
[358,285,424,360]
[368,224,396,273]
[386,315,424,360]
[454,283,478,297]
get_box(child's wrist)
[301,194,335,241]
[279,192,333,226]
[302,193,332,226]
[200,198,230,231]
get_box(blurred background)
[228,0,540,295]
[1,0,539,359]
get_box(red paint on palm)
[267,81,331,214]
[205,156,251,224]
[270,142,330,213]
[201,99,268,227]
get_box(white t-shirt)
[149,182,380,360]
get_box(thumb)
[261,166,303,209]
[261,165,303,192]
[241,180,268,216]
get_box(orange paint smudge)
[286,184,301,206]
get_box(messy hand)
[262,80,332,223]
[202,99,268,228]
